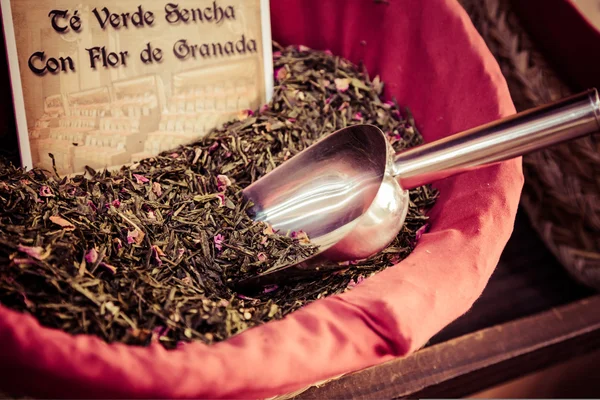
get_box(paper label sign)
[1,0,273,175]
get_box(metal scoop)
[235,89,600,291]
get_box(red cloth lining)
[0,0,523,398]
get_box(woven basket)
[458,0,600,290]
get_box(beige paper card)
[1,0,273,175]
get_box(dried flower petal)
[415,223,430,242]
[87,200,97,212]
[101,262,117,274]
[216,193,225,207]
[39,186,54,197]
[298,45,310,52]
[127,228,145,245]
[263,285,279,294]
[238,109,254,121]
[17,244,45,260]
[291,230,310,244]
[133,174,149,184]
[151,326,170,342]
[275,67,288,81]
[152,182,163,197]
[85,248,98,264]
[353,112,363,121]
[334,78,350,92]
[214,234,225,251]
[216,175,232,192]
[208,142,219,153]
[257,252,267,262]
[111,199,121,208]
[260,103,269,113]
[263,224,275,235]
[347,275,365,290]
[152,245,165,265]
[49,215,75,230]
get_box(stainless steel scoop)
[235,89,600,291]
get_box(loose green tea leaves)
[0,43,438,349]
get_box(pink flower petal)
[101,262,117,274]
[214,234,225,251]
[291,230,310,244]
[216,193,225,207]
[238,109,254,121]
[39,186,54,197]
[347,275,365,290]
[133,174,149,184]
[260,104,269,113]
[151,326,170,342]
[127,228,145,245]
[49,215,75,230]
[263,284,279,294]
[114,238,123,250]
[17,244,44,260]
[257,252,267,262]
[87,200,97,212]
[85,248,98,264]
[298,45,310,52]
[273,51,282,58]
[353,112,363,121]
[112,199,121,208]
[208,142,219,153]
[216,175,232,192]
[338,102,349,111]
[275,67,288,81]
[152,182,163,197]
[415,223,430,242]
[152,245,165,265]
[263,224,275,235]
[324,49,333,56]
[334,78,350,92]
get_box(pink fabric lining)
[0,0,523,398]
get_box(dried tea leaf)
[0,43,439,350]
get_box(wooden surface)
[290,209,598,399]
[294,295,600,399]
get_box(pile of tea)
[0,44,438,348]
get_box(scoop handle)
[392,89,600,190]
